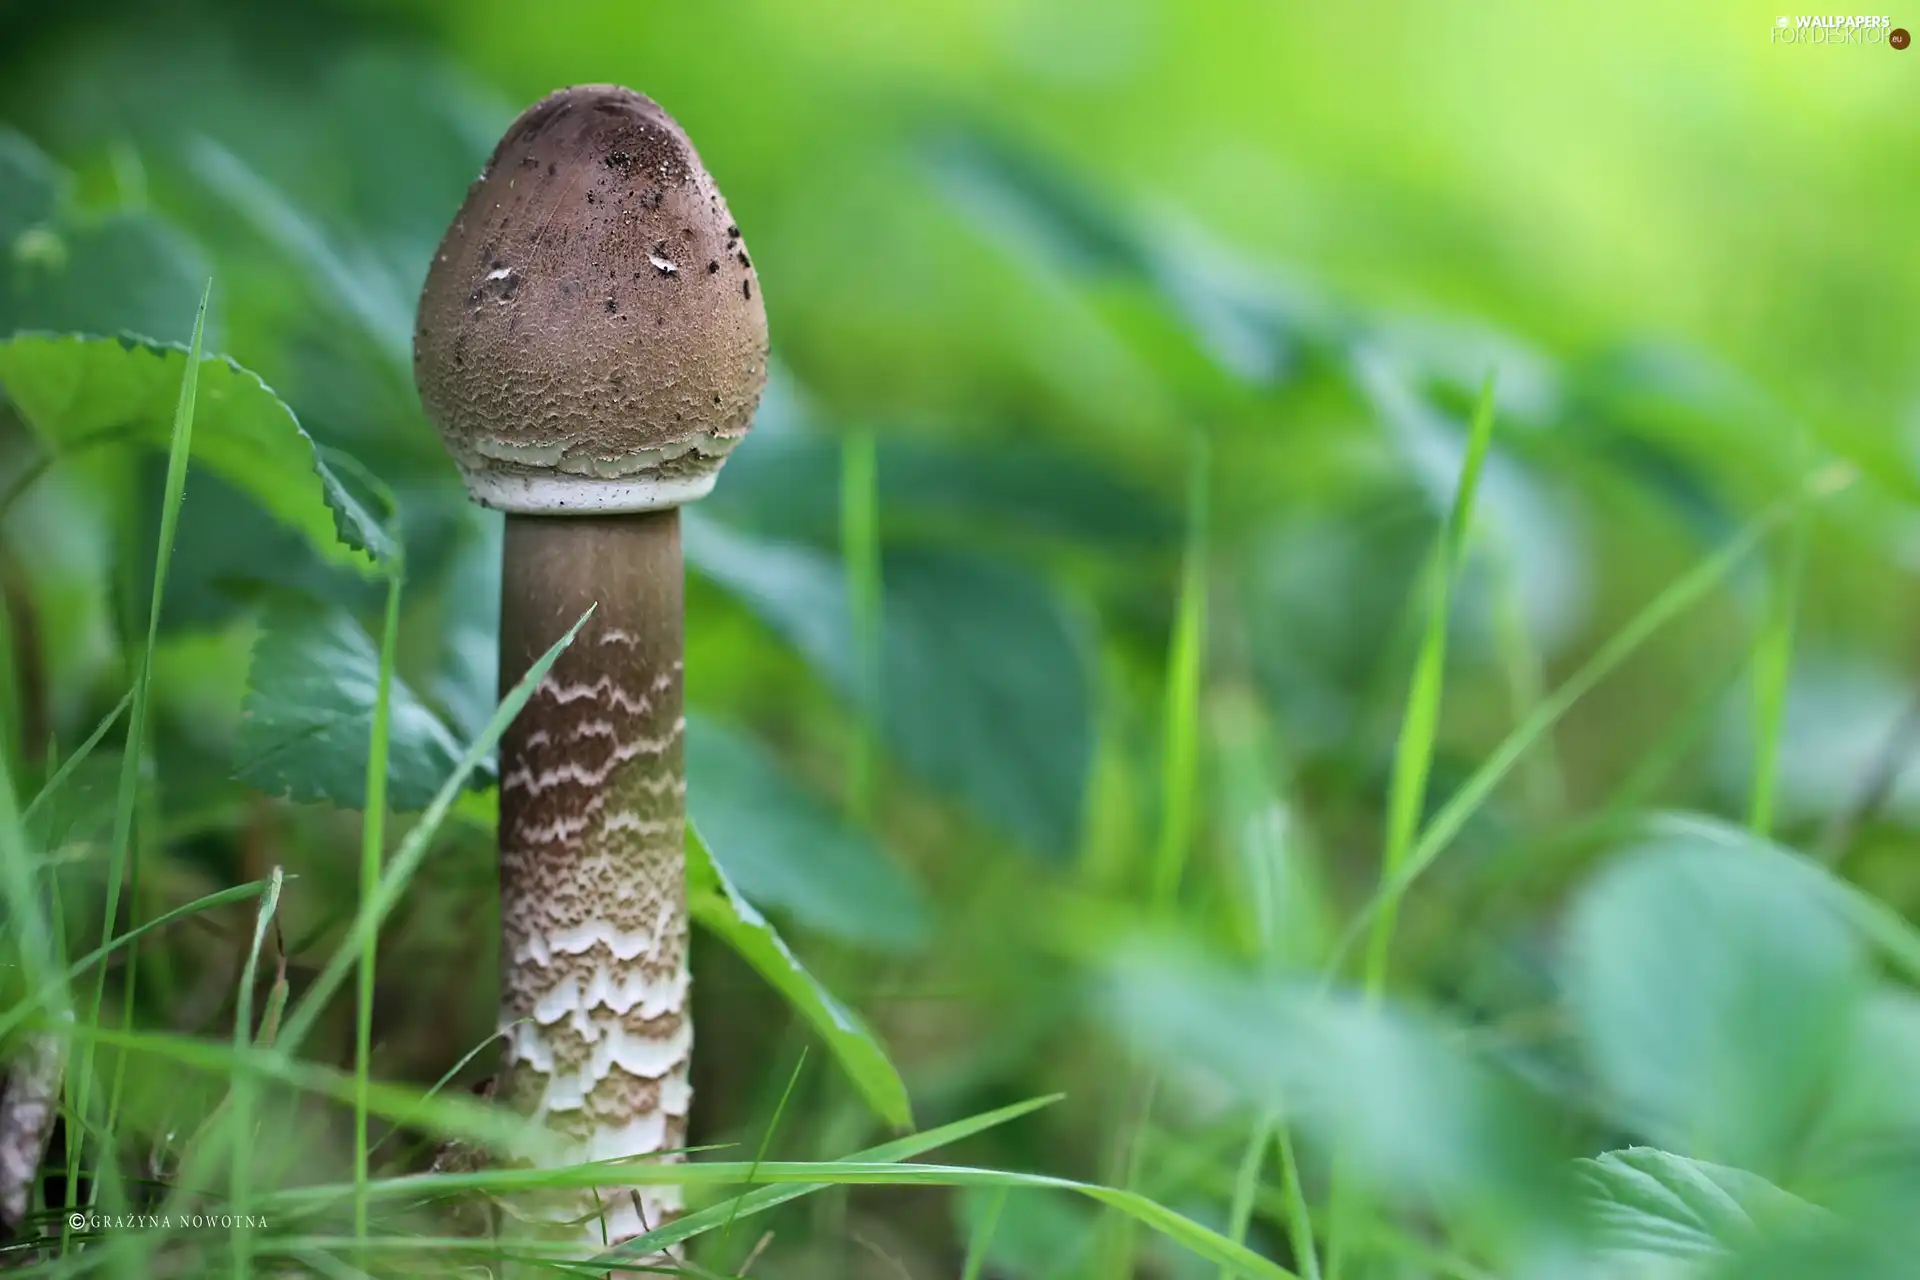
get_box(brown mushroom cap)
[414,85,768,512]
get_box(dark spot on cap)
[743,278,752,300]
[605,295,618,313]
[606,150,633,169]
[548,161,557,176]
[585,190,597,204]
[707,260,719,274]
[737,250,751,269]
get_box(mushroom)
[413,84,767,1248]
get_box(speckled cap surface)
[414,85,768,513]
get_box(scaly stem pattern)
[497,511,691,1246]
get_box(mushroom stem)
[497,510,690,1246]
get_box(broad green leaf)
[0,333,381,570]
[1561,830,1869,1173]
[236,598,466,812]
[688,823,913,1129]
[1577,1147,1815,1277]
[688,716,931,951]
[1103,947,1569,1227]
[687,514,1094,860]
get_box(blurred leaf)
[1103,947,1568,1224]
[1561,829,1869,1174]
[312,49,505,277]
[1712,658,1920,826]
[1804,991,1920,1182]
[1238,503,1430,751]
[0,333,383,571]
[1,214,209,347]
[235,598,466,812]
[0,128,65,242]
[924,127,1150,279]
[0,128,209,347]
[187,137,414,365]
[924,127,1331,385]
[687,824,912,1129]
[1577,1147,1815,1278]
[687,515,1094,860]
[426,509,504,742]
[688,716,931,952]
[702,429,1176,551]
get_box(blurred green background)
[2,0,1919,1276]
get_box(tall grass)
[69,283,211,1241]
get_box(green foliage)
[688,716,930,951]
[0,8,1916,1279]
[1576,1147,1814,1275]
[236,597,464,812]
[0,333,381,570]
[1562,833,1866,1174]
[688,514,1095,859]
[0,130,208,345]
[687,825,913,1129]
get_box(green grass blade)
[1748,501,1810,836]
[841,430,881,823]
[1329,463,1855,975]
[605,1161,1301,1280]
[961,1187,1007,1280]
[1277,1129,1321,1280]
[230,866,284,1277]
[1151,434,1209,908]
[1359,373,1496,997]
[1328,374,1496,1280]
[592,1099,1065,1263]
[0,880,271,1043]
[1116,436,1208,1280]
[20,690,131,825]
[75,279,210,1222]
[1221,1113,1275,1280]
[355,565,405,1244]
[59,1023,535,1156]
[365,1028,511,1163]
[274,603,596,1058]
[719,1047,807,1257]
[1490,537,1562,816]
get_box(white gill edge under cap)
[459,468,721,514]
